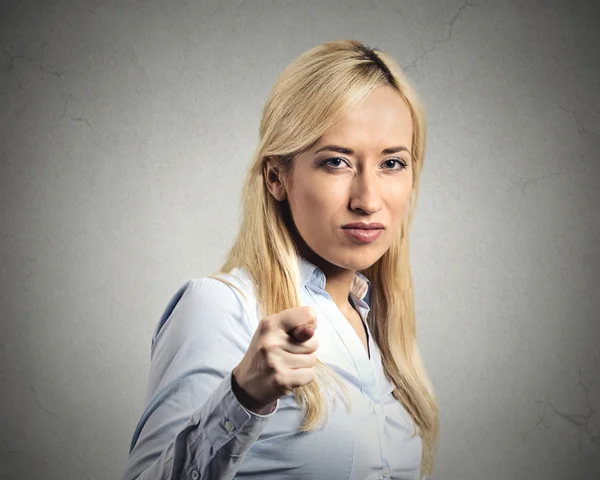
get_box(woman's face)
[268,85,414,274]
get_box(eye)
[382,158,408,170]
[320,157,349,169]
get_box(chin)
[301,236,390,273]
[330,248,386,273]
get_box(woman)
[123,39,439,480]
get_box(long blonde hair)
[215,39,438,477]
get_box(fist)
[232,306,318,413]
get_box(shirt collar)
[298,255,371,303]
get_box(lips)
[341,223,385,243]
[341,222,385,230]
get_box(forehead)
[315,86,413,151]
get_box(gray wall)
[1,1,598,479]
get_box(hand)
[232,306,318,414]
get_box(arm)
[122,277,278,480]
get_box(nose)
[348,170,382,215]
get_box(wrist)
[231,369,267,413]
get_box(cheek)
[289,183,343,228]
[290,189,317,219]
[388,182,412,220]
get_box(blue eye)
[383,158,408,170]
[321,157,348,169]
[319,157,408,171]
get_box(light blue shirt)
[123,256,423,480]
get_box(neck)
[286,212,358,312]
[297,243,356,312]
[323,268,356,310]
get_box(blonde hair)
[213,39,438,477]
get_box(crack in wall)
[0,41,64,80]
[404,0,480,73]
[62,94,93,130]
[509,166,585,194]
[0,377,59,417]
[521,365,599,457]
[557,104,599,140]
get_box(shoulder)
[206,267,257,305]
[151,271,258,352]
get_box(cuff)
[232,374,279,418]
[201,372,277,457]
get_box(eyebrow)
[314,144,412,157]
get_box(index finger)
[277,306,317,335]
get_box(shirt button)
[191,470,200,480]
[372,403,383,414]
[224,420,235,432]
[381,466,391,478]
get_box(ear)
[264,157,287,201]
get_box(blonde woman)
[123,39,439,480]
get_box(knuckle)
[260,337,277,353]
[264,356,277,372]
[258,318,272,333]
[272,371,287,388]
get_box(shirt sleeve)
[122,277,278,480]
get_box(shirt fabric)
[123,256,423,480]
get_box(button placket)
[322,291,376,395]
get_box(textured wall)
[0,1,598,479]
